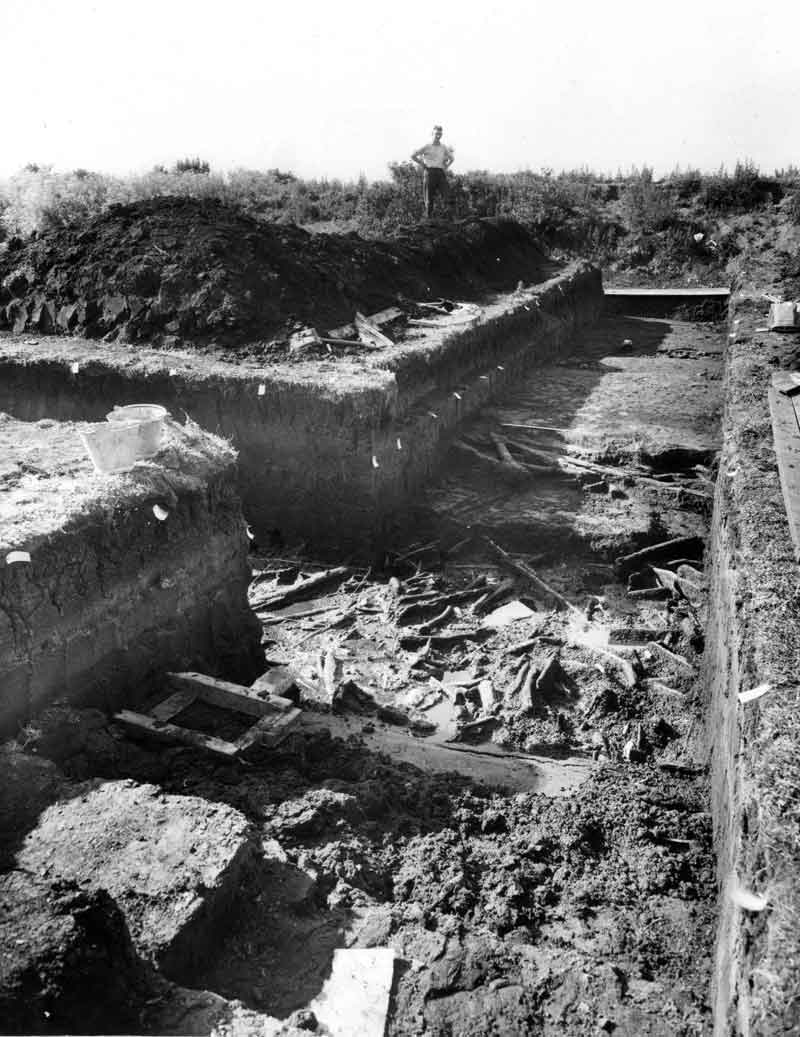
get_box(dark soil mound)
[0,198,546,350]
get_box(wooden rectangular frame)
[114,671,300,757]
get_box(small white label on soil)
[497,365,505,371]
[169,368,178,376]
[5,551,31,565]
[480,375,489,380]
[372,455,380,469]
[257,383,266,396]
[482,600,536,628]
[152,504,169,521]
[396,438,402,450]
[737,682,771,704]
[70,362,80,374]
[453,392,462,400]
[246,525,255,540]
[729,879,767,912]
[428,412,438,419]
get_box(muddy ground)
[0,311,723,1035]
[0,200,547,354]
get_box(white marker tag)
[152,504,169,521]
[257,384,266,396]
[70,362,80,374]
[396,439,402,450]
[729,881,767,912]
[453,392,462,400]
[737,683,771,704]
[6,551,31,565]
[372,455,380,469]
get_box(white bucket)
[80,422,143,473]
[106,404,167,458]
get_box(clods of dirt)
[0,199,546,354]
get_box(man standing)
[411,125,454,218]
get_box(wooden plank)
[769,379,800,562]
[604,287,729,297]
[166,672,274,718]
[250,566,350,611]
[355,311,394,349]
[150,689,197,722]
[250,667,299,699]
[366,306,403,327]
[773,371,800,397]
[235,707,302,751]
[113,710,240,756]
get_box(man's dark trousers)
[423,167,448,217]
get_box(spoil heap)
[0,199,546,352]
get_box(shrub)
[173,156,211,175]
[700,160,783,211]
[620,167,678,233]
[0,166,110,235]
[786,191,800,225]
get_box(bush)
[0,166,110,235]
[786,191,800,225]
[620,167,678,233]
[700,160,783,211]
[173,156,210,175]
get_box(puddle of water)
[297,710,594,797]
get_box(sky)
[2,0,799,182]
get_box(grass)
[0,159,791,252]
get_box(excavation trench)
[172,307,722,1033]
[2,298,725,1035]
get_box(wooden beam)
[166,672,274,718]
[113,710,239,757]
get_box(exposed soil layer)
[704,293,800,1035]
[0,199,547,351]
[0,415,263,732]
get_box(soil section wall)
[0,264,602,555]
[704,293,800,1035]
[0,418,263,734]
